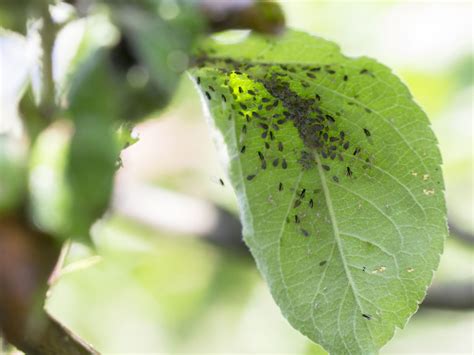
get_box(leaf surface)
[191,30,447,354]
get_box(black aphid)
[269,131,275,140]
[238,86,243,93]
[272,123,279,131]
[219,178,225,186]
[278,142,284,152]
[316,94,321,101]
[258,151,264,160]
[346,167,353,177]
[247,174,256,181]
[273,158,279,167]
[322,164,330,171]
[353,147,361,156]
[262,97,270,103]
[264,142,270,149]
[294,215,300,223]
[309,199,314,208]
[208,85,215,92]
[261,131,268,139]
[205,92,211,100]
[282,159,288,169]
[240,103,247,110]
[306,72,316,79]
[319,260,327,266]
[343,142,350,150]
[300,188,306,199]
[326,114,335,123]
[363,128,371,137]
[365,108,372,114]
[261,160,267,169]
[294,200,301,208]
[248,89,256,95]
[242,125,247,134]
[362,314,372,320]
[332,176,339,183]
[196,77,201,85]
[301,229,309,237]
[278,182,283,191]
[240,145,246,154]
[326,69,336,74]
[343,75,348,81]
[221,94,227,102]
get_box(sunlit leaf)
[191,29,447,353]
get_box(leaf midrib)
[312,149,375,346]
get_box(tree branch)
[112,178,474,310]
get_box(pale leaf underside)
[191,30,447,354]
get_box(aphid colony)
[195,57,375,239]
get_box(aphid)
[261,131,268,139]
[238,86,243,93]
[322,164,330,171]
[294,215,300,223]
[272,99,279,107]
[332,176,339,183]
[326,69,336,74]
[306,72,316,79]
[262,98,270,103]
[300,188,306,199]
[294,199,302,208]
[245,114,250,122]
[221,94,227,102]
[219,178,225,186]
[277,119,286,125]
[365,108,372,114]
[258,151,265,160]
[258,104,263,110]
[278,182,283,191]
[208,85,215,92]
[272,123,279,131]
[362,266,367,272]
[205,91,211,100]
[240,145,246,154]
[196,77,201,84]
[353,147,361,156]
[309,199,314,208]
[346,167,353,177]
[363,128,371,137]
[273,158,279,167]
[259,123,269,130]
[362,314,372,320]
[316,94,321,101]
[269,131,275,140]
[234,70,242,75]
[301,228,309,237]
[242,125,247,134]
[310,67,321,72]
[319,260,327,266]
[326,114,335,123]
[278,142,284,151]
[343,141,350,150]
[330,137,339,142]
[360,69,369,75]
[264,142,270,149]
[247,174,256,181]
[261,160,267,169]
[248,89,256,95]
[340,131,345,140]
[240,103,247,110]
[343,75,348,81]
[282,159,288,169]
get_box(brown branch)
[0,216,99,355]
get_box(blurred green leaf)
[191,30,447,353]
[0,135,27,215]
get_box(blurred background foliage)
[0,0,472,353]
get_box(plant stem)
[38,1,57,120]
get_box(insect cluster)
[194,56,376,239]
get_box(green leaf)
[191,30,447,353]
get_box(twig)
[448,222,474,246]
[38,0,57,120]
